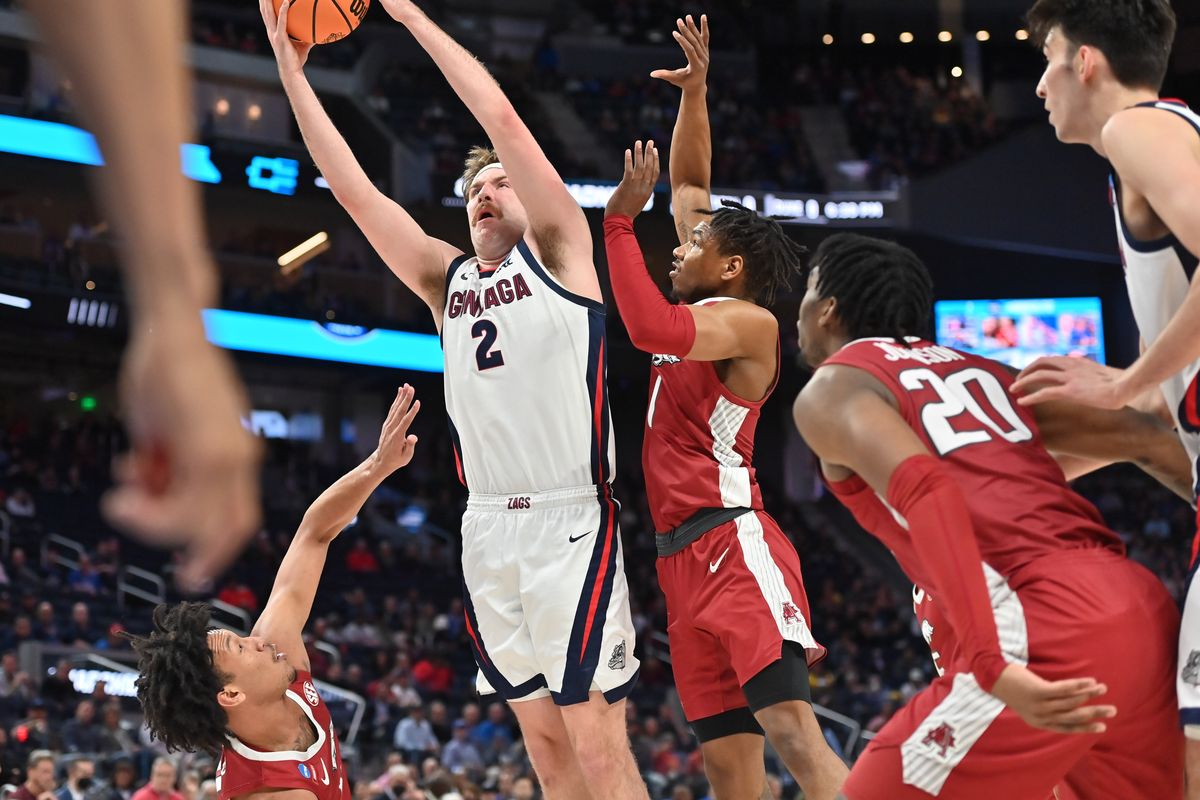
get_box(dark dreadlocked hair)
[128,603,230,756]
[809,234,934,344]
[701,200,807,306]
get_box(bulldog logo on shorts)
[608,641,626,670]
[1182,650,1200,687]
[303,680,320,706]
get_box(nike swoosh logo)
[710,548,731,573]
[319,761,329,786]
[568,531,592,543]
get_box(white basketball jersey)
[441,240,615,494]
[1110,100,1200,497]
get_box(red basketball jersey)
[643,298,776,532]
[822,338,1123,593]
[216,671,349,800]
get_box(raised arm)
[604,142,775,362]
[376,0,597,297]
[1013,110,1200,409]
[261,0,460,315]
[795,366,1115,734]
[651,15,712,245]
[252,386,420,670]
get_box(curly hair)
[128,603,230,755]
[701,201,807,306]
[809,233,933,345]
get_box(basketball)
[273,0,368,45]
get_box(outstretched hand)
[1010,356,1134,409]
[605,140,660,220]
[374,384,421,472]
[650,14,710,92]
[990,663,1116,734]
[260,0,313,76]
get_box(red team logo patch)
[303,681,320,707]
[781,602,801,626]
[922,722,956,758]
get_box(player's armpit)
[685,300,778,364]
[1104,108,1200,260]
[232,788,317,800]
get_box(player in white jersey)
[1011,0,1200,794]
[260,0,645,797]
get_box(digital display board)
[934,297,1105,368]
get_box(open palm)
[650,15,709,91]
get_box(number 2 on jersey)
[900,367,1032,455]
[472,319,505,370]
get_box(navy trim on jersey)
[1137,100,1200,136]
[1110,173,1200,278]
[552,487,621,705]
[447,416,467,488]
[440,254,472,347]
[583,307,612,485]
[444,254,471,297]
[461,580,549,700]
[517,239,606,312]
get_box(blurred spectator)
[63,603,100,647]
[130,759,182,800]
[33,603,59,643]
[216,579,259,614]
[87,758,137,800]
[67,556,103,597]
[39,659,76,719]
[55,757,95,800]
[5,487,35,518]
[97,701,138,754]
[439,721,482,780]
[61,701,107,754]
[392,706,438,765]
[345,539,381,574]
[12,750,57,800]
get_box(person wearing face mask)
[56,758,95,800]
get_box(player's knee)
[570,731,632,779]
[521,725,577,777]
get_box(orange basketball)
[274,0,369,45]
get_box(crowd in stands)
[0,389,1193,800]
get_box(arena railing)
[209,599,253,636]
[41,532,85,571]
[116,565,166,612]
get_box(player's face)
[207,629,294,702]
[466,170,529,261]
[796,266,833,368]
[1037,28,1088,143]
[670,223,730,303]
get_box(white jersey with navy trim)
[441,239,615,494]
[1110,99,1200,498]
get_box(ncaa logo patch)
[297,764,312,780]
[303,681,320,706]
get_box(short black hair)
[809,234,933,343]
[128,603,230,756]
[1027,0,1176,90]
[704,201,807,306]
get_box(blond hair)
[461,146,500,196]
